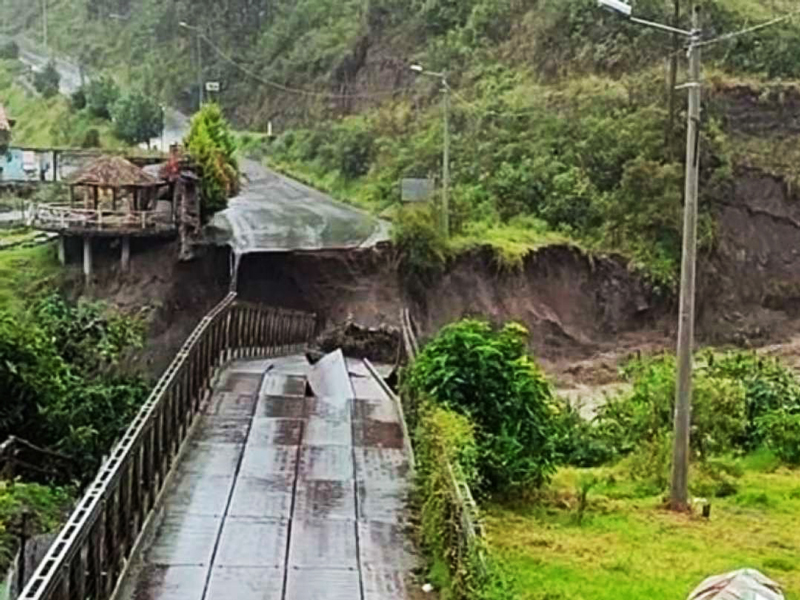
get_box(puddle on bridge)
[117,352,418,600]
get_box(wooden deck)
[32,204,177,237]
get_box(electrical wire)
[193,28,408,100]
[697,8,800,48]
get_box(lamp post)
[598,0,699,511]
[411,63,450,238]
[179,21,204,110]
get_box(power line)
[698,8,800,48]
[194,29,406,100]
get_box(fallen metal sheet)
[206,391,258,417]
[217,371,263,394]
[308,349,354,400]
[352,397,399,423]
[304,415,353,446]
[356,481,411,524]
[353,419,405,450]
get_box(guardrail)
[31,204,176,233]
[19,293,317,600]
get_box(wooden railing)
[31,204,175,233]
[19,293,317,600]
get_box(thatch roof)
[68,155,161,187]
[0,104,10,132]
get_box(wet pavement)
[207,160,390,254]
[118,351,416,600]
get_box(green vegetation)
[33,61,61,99]
[185,103,239,220]
[404,319,557,493]
[407,315,800,598]
[0,482,73,575]
[487,456,800,600]
[111,90,162,146]
[0,294,148,477]
[9,0,800,281]
[0,244,60,315]
[0,60,121,148]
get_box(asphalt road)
[7,36,389,253]
[208,159,390,254]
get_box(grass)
[0,242,60,314]
[0,59,121,148]
[486,455,800,600]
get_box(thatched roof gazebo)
[68,155,165,212]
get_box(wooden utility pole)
[670,4,701,512]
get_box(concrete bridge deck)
[117,351,416,600]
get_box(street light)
[410,64,450,238]
[600,0,700,512]
[179,21,204,110]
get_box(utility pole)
[441,76,450,237]
[179,22,204,111]
[196,29,204,108]
[410,64,451,237]
[670,5,702,512]
[42,0,47,52]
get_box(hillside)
[6,0,800,336]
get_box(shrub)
[391,204,448,287]
[0,295,148,478]
[112,90,163,146]
[81,128,101,148]
[404,319,557,492]
[0,40,19,60]
[85,75,121,119]
[552,401,614,468]
[185,103,239,221]
[33,61,61,99]
[415,403,510,599]
[70,87,87,111]
[757,410,800,466]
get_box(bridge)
[18,294,417,600]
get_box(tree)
[111,91,163,146]
[185,103,239,220]
[33,61,61,99]
[85,75,121,119]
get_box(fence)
[32,205,176,234]
[18,293,317,600]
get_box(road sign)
[205,81,221,92]
[401,178,435,202]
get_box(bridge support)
[83,237,92,284]
[121,236,131,273]
[57,236,66,266]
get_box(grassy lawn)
[0,242,60,314]
[487,455,800,600]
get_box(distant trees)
[185,103,239,220]
[0,40,19,60]
[34,61,61,98]
[111,91,163,146]
[85,75,121,119]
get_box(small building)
[31,155,178,281]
